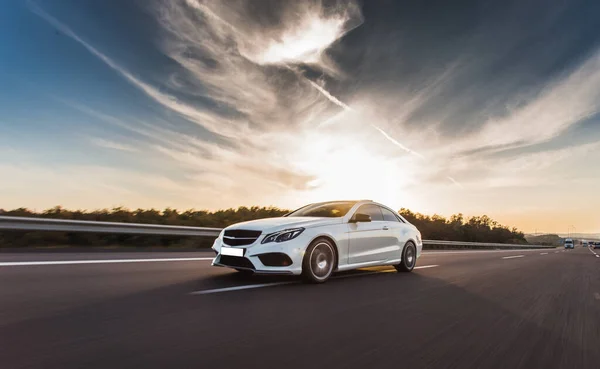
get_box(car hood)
[225,217,342,232]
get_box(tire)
[395,241,417,272]
[302,238,336,283]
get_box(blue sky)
[1,0,600,233]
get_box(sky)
[1,0,600,234]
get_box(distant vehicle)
[594,242,600,250]
[211,200,423,283]
[564,238,574,249]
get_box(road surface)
[1,247,599,369]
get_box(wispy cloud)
[371,125,425,159]
[435,141,600,189]
[22,0,600,224]
[180,0,363,74]
[30,1,369,201]
[457,51,600,153]
[90,138,139,152]
[29,1,242,139]
[304,78,354,111]
[299,74,426,159]
[243,10,360,67]
[446,176,463,189]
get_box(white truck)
[564,238,574,249]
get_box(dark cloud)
[325,0,600,137]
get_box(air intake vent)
[219,255,255,270]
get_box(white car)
[211,200,423,283]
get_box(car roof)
[303,200,401,214]
[301,200,410,223]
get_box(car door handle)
[382,226,389,230]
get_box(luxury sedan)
[211,200,423,283]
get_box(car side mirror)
[351,213,371,223]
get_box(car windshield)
[286,202,357,218]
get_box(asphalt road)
[1,247,599,369]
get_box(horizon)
[1,0,599,234]
[3,203,599,236]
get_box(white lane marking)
[423,249,550,255]
[190,265,441,294]
[502,255,525,259]
[0,257,214,267]
[190,281,294,295]
[588,247,598,256]
[540,252,548,255]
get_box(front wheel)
[302,238,336,283]
[395,242,416,272]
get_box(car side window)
[355,204,384,221]
[380,207,400,222]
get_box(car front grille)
[223,229,262,246]
[219,255,255,270]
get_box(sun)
[280,128,416,210]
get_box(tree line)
[398,209,527,244]
[0,206,527,248]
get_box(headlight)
[261,228,305,244]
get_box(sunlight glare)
[283,130,414,210]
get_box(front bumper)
[211,236,307,275]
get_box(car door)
[348,204,387,264]
[379,206,409,261]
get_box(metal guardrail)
[0,215,555,249]
[424,239,552,249]
[0,216,221,237]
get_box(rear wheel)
[302,238,335,283]
[395,242,416,272]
